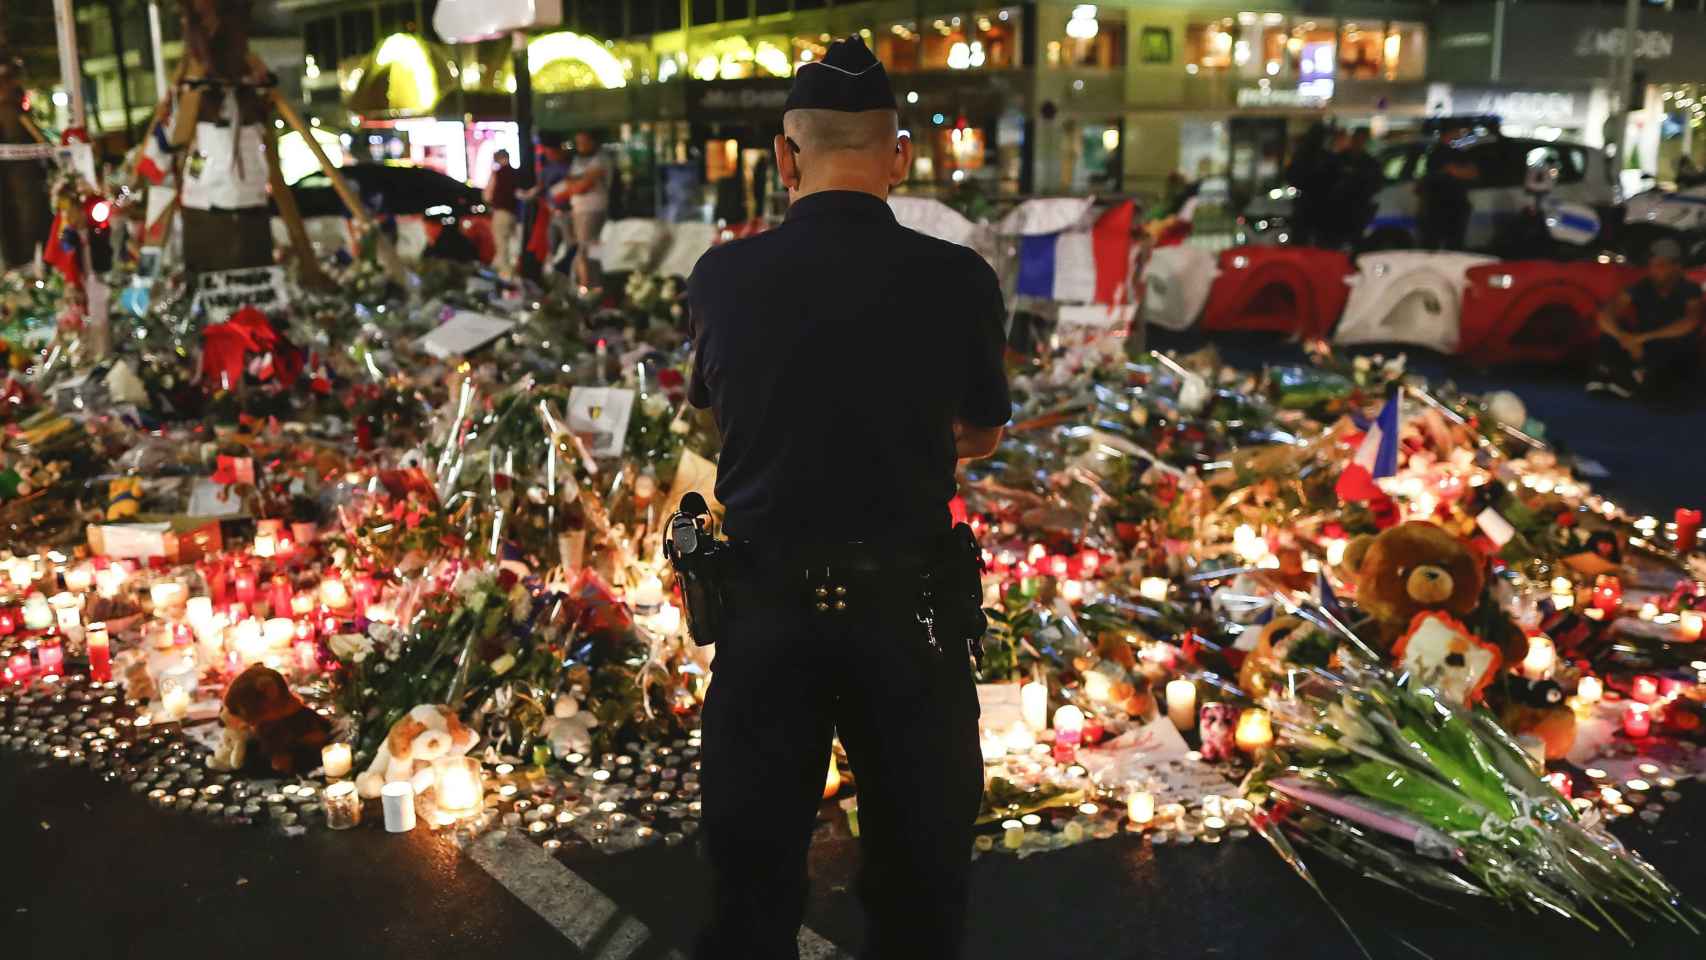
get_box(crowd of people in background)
[469,131,612,293]
[1284,123,1385,251]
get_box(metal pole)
[513,29,538,280]
[1608,0,1641,162]
[107,0,136,144]
[147,0,169,102]
[52,0,86,132]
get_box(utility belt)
[664,494,988,664]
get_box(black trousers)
[1594,333,1699,399]
[1419,203,1470,251]
[694,556,984,960]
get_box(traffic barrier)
[1457,260,1639,366]
[1335,251,1495,354]
[1200,245,1351,339]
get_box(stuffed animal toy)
[207,711,250,772]
[210,664,332,775]
[541,692,598,760]
[106,476,143,520]
[355,704,478,799]
[1343,521,1487,653]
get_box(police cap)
[783,35,896,114]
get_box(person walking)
[482,149,521,278]
[1417,126,1476,251]
[1285,123,1340,248]
[1589,237,1703,404]
[685,35,1008,960]
[1332,128,1383,250]
[550,131,610,293]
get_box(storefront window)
[1289,19,1336,96]
[1235,12,1288,79]
[1183,20,1235,73]
[974,8,1021,69]
[1338,21,1382,80]
[794,34,830,68]
[877,21,921,73]
[689,37,792,81]
[1055,8,1125,69]
[1383,22,1426,82]
[921,15,970,70]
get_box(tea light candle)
[322,742,353,780]
[63,566,93,593]
[1020,680,1048,731]
[1235,708,1274,754]
[1126,788,1155,825]
[323,780,361,830]
[1576,675,1603,704]
[1166,678,1197,731]
[1623,702,1651,738]
[382,781,417,832]
[86,622,111,683]
[35,636,63,676]
[21,594,51,631]
[1630,674,1660,704]
[1679,610,1704,642]
[1521,636,1556,681]
[1139,577,1170,603]
[433,755,482,821]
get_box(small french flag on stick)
[137,124,173,185]
[1335,389,1401,502]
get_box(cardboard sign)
[566,386,636,459]
[186,477,247,518]
[53,142,98,185]
[663,448,720,518]
[88,523,172,559]
[193,266,289,322]
[415,310,516,358]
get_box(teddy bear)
[106,476,143,520]
[1343,520,1575,759]
[355,704,479,799]
[208,664,333,775]
[541,692,599,760]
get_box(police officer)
[685,35,1010,960]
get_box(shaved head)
[784,108,899,155]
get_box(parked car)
[270,162,494,264]
[1621,183,1706,264]
[1238,136,1618,252]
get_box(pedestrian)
[1332,128,1383,250]
[685,34,1008,960]
[482,149,520,278]
[1589,237,1703,404]
[1285,123,1339,248]
[550,131,611,293]
[1417,126,1476,251]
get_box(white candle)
[186,596,215,630]
[1576,675,1604,704]
[1550,577,1574,610]
[232,618,265,664]
[50,592,81,631]
[1139,577,1170,603]
[1166,678,1197,731]
[8,559,32,589]
[95,566,127,598]
[1020,680,1048,731]
[151,581,187,611]
[1052,705,1085,742]
[263,617,295,648]
[1521,636,1556,681]
[322,742,353,779]
[382,781,417,832]
[1002,719,1035,752]
[1126,789,1155,825]
[432,756,482,821]
[63,566,93,593]
[161,686,190,720]
[21,594,51,631]
[320,579,350,610]
[252,531,276,558]
[628,576,665,609]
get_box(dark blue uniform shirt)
[687,190,1011,544]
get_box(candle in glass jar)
[1521,636,1556,680]
[94,565,126,598]
[0,608,15,635]
[1126,788,1155,825]
[323,780,361,830]
[233,569,257,605]
[382,781,417,833]
[1623,702,1651,738]
[1680,610,1704,641]
[291,592,316,617]
[1052,705,1085,764]
[295,638,318,675]
[432,756,483,821]
[50,592,80,632]
[6,649,30,683]
[161,685,190,721]
[252,531,276,558]
[269,576,292,615]
[35,636,63,676]
[151,581,187,611]
[63,565,93,593]
[1576,675,1603,704]
[232,618,265,664]
[86,622,111,682]
[322,742,353,779]
[21,594,51,631]
[1139,577,1170,603]
[7,559,32,590]
[263,617,295,649]
[1020,680,1048,731]
[320,578,350,610]
[1549,577,1574,610]
[1235,708,1274,754]
[1166,678,1197,731]
[1592,576,1622,613]
[186,596,215,631]
[1631,674,1660,704]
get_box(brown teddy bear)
[1343,521,1486,654]
[211,665,332,776]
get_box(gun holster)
[664,492,730,647]
[944,523,989,665]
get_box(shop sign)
[688,82,790,117]
[1438,87,1583,126]
[1441,33,1492,50]
[1574,28,1674,61]
[1235,87,1328,110]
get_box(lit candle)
[6,649,31,683]
[1623,702,1651,738]
[161,685,190,721]
[822,755,841,800]
[382,781,417,833]
[269,576,292,615]
[86,622,111,682]
[1126,788,1155,825]
[150,581,187,611]
[1139,577,1170,603]
[36,636,63,676]
[291,592,316,617]
[1002,719,1035,752]
[1060,579,1084,603]
[186,596,215,630]
[263,617,295,649]
[1639,602,1660,621]
[21,594,51,631]
[1521,636,1556,681]
[351,577,377,615]
[232,618,265,664]
[323,780,361,830]
[1235,707,1274,754]
[322,742,353,779]
[1676,508,1703,551]
[1052,705,1085,764]
[295,639,318,675]
[320,578,350,610]
[252,530,276,558]
[1576,675,1603,704]
[1020,680,1048,731]
[1550,577,1574,611]
[7,559,32,590]
[629,576,665,609]
[432,755,483,822]
[1680,610,1704,641]
[63,565,93,593]
[0,608,15,636]
[50,592,81,632]
[1084,669,1113,703]
[1592,576,1622,613]
[233,569,257,605]
[94,565,126,598]
[1166,678,1197,731]
[1543,771,1573,799]
[1631,674,1660,704]
[1076,550,1101,578]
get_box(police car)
[1622,183,1706,264]
[1238,134,1616,252]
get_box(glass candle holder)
[432,755,483,822]
[323,780,362,830]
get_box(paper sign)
[53,142,97,186]
[976,684,1024,733]
[415,310,516,359]
[186,477,247,518]
[663,448,721,517]
[90,523,172,559]
[1476,507,1516,546]
[193,266,290,322]
[566,386,636,459]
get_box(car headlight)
[1256,219,1269,230]
[1487,273,1514,289]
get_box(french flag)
[137,124,173,185]
[1015,200,1136,304]
[1335,390,1401,502]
